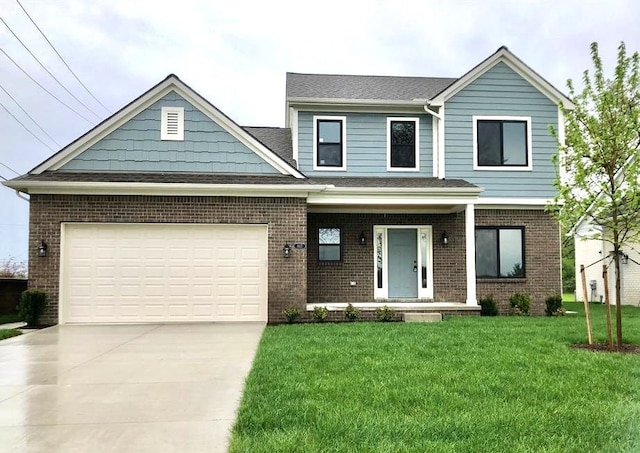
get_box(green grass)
[563,292,576,302]
[230,303,640,453]
[0,313,22,325]
[0,329,21,341]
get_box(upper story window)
[161,107,184,141]
[473,116,532,170]
[313,116,346,171]
[475,227,525,278]
[387,118,419,171]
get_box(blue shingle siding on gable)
[61,92,279,174]
[445,62,558,198]
[298,112,433,176]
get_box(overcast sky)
[1,0,640,265]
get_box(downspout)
[14,190,29,202]
[424,104,443,178]
[423,105,441,119]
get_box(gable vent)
[161,106,184,141]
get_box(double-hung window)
[475,227,525,278]
[318,227,342,262]
[473,116,531,169]
[387,118,419,171]
[313,116,346,170]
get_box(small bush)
[283,306,301,323]
[509,292,531,316]
[479,295,498,316]
[545,294,565,316]
[18,290,47,326]
[344,303,360,322]
[312,306,329,323]
[375,305,395,322]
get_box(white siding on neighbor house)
[574,236,605,303]
[445,62,559,198]
[61,92,279,174]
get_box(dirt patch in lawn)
[573,343,640,354]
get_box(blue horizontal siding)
[298,112,433,176]
[445,62,558,198]
[62,92,279,174]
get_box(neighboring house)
[574,222,640,306]
[3,46,571,324]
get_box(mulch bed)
[573,343,640,354]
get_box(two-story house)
[4,46,572,324]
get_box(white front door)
[374,226,433,299]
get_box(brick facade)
[28,194,307,324]
[475,209,561,315]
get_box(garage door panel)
[62,223,267,323]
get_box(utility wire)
[0,161,20,175]
[0,101,55,151]
[1,16,101,120]
[0,173,7,181]
[16,0,111,114]
[0,82,60,147]
[0,47,94,124]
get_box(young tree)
[550,42,640,349]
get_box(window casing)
[473,116,532,170]
[475,227,525,278]
[313,116,347,171]
[318,227,342,262]
[387,117,419,171]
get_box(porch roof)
[308,176,478,189]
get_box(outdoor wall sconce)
[441,231,449,246]
[359,231,366,246]
[38,240,48,257]
[283,243,291,258]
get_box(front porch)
[306,302,481,321]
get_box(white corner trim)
[465,203,477,305]
[312,115,347,171]
[160,106,184,141]
[472,115,533,171]
[438,106,445,178]
[386,117,420,172]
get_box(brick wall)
[28,194,307,324]
[307,212,467,303]
[475,209,561,315]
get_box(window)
[313,116,346,170]
[161,107,184,141]
[473,116,531,169]
[475,227,525,278]
[318,227,341,262]
[387,118,419,171]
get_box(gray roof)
[242,126,294,164]
[308,177,478,189]
[286,73,457,101]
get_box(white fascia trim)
[472,116,533,171]
[307,193,480,206]
[476,198,551,208]
[34,76,305,179]
[312,115,347,171]
[429,48,574,109]
[287,97,427,108]
[308,205,464,214]
[386,117,420,172]
[8,181,328,197]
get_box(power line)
[0,47,94,124]
[0,101,55,151]
[0,161,21,176]
[0,81,60,147]
[16,0,111,114]
[0,16,102,120]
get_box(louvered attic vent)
[161,106,184,141]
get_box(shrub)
[375,305,395,322]
[509,292,531,316]
[283,306,300,323]
[344,303,360,322]
[545,295,565,316]
[312,306,329,323]
[18,290,47,326]
[479,295,498,316]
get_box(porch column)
[465,203,477,305]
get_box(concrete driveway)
[0,323,265,453]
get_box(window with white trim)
[313,116,346,170]
[473,116,531,170]
[318,227,342,262]
[475,227,525,278]
[161,107,184,141]
[387,117,419,171]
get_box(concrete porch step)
[402,312,443,323]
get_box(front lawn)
[230,303,640,453]
[0,329,21,341]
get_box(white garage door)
[61,223,268,324]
